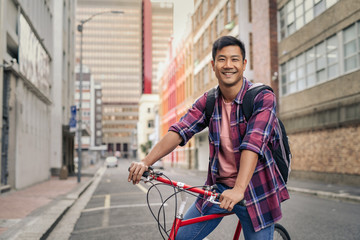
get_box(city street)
[51,160,360,240]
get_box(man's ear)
[211,60,215,71]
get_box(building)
[50,0,77,176]
[0,0,76,190]
[150,1,173,94]
[91,83,103,147]
[75,65,92,151]
[77,0,143,158]
[77,0,173,159]
[277,0,360,183]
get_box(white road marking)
[102,194,111,227]
[82,202,167,213]
[136,183,148,193]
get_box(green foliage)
[140,140,152,155]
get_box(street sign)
[71,105,77,116]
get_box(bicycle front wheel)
[274,223,291,240]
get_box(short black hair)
[212,36,246,61]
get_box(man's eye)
[232,58,239,62]
[218,58,225,61]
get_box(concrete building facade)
[277,0,360,182]
[0,0,76,190]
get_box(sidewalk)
[0,162,103,240]
[1,161,359,240]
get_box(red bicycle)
[137,168,291,240]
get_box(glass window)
[343,24,358,72]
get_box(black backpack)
[205,84,292,183]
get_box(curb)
[287,186,360,203]
[0,167,103,240]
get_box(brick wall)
[290,124,360,175]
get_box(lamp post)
[77,10,123,183]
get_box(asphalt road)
[67,160,360,240]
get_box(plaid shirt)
[169,78,289,232]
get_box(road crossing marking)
[102,194,111,227]
[82,203,167,213]
[136,183,148,193]
[104,194,111,208]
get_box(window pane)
[282,86,287,95]
[327,51,338,65]
[289,58,296,69]
[296,5,304,16]
[288,23,296,34]
[343,24,355,42]
[307,74,316,87]
[314,0,325,16]
[345,56,357,72]
[307,61,315,74]
[317,69,326,82]
[317,55,326,69]
[328,64,338,79]
[298,78,306,90]
[287,0,295,11]
[289,82,297,93]
[297,66,305,78]
[295,0,303,6]
[344,41,356,57]
[306,48,315,61]
[290,70,296,82]
[327,35,337,50]
[305,9,313,23]
[316,41,325,55]
[296,17,304,29]
[297,53,305,65]
[287,11,295,24]
[305,0,313,10]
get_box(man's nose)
[224,59,232,68]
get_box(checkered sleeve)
[239,90,277,158]
[168,92,208,146]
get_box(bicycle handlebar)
[129,168,246,207]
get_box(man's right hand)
[128,161,149,185]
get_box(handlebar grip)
[216,193,247,207]
[128,166,153,178]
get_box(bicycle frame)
[143,171,243,240]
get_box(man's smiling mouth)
[222,72,237,76]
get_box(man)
[128,36,289,239]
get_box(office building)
[277,0,360,182]
[0,0,76,190]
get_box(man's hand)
[128,161,149,185]
[219,188,244,212]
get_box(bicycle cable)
[144,172,209,240]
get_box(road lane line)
[82,203,167,213]
[136,183,148,193]
[102,195,111,227]
[104,194,111,208]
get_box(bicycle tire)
[274,223,291,240]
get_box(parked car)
[105,156,118,168]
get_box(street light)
[77,10,124,183]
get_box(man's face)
[211,45,247,88]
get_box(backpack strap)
[205,88,216,125]
[242,84,274,121]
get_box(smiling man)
[128,36,289,240]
